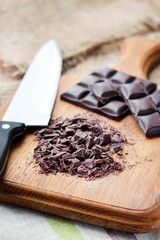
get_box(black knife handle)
[0,121,25,177]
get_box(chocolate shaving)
[34,114,127,180]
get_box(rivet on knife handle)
[0,121,25,177]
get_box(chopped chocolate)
[86,136,94,149]
[84,159,96,169]
[112,143,122,153]
[69,158,81,168]
[74,148,86,159]
[66,126,75,136]
[34,114,126,180]
[99,133,111,145]
[92,145,102,156]
[94,158,111,164]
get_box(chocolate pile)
[34,114,126,180]
[61,66,160,138]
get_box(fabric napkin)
[0,203,159,240]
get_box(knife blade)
[0,40,62,177]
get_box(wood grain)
[1,36,160,233]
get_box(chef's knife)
[0,40,62,177]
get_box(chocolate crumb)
[112,143,122,153]
[34,114,127,180]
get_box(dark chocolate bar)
[120,82,160,137]
[61,66,156,121]
[60,83,128,120]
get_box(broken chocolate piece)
[112,143,122,153]
[61,66,156,120]
[120,84,160,137]
[138,112,160,137]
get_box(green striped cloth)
[0,203,159,240]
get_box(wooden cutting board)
[1,36,160,233]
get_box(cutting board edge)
[1,180,160,233]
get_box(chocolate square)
[128,96,157,116]
[89,81,119,104]
[137,112,160,137]
[120,82,148,100]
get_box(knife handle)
[0,121,25,177]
